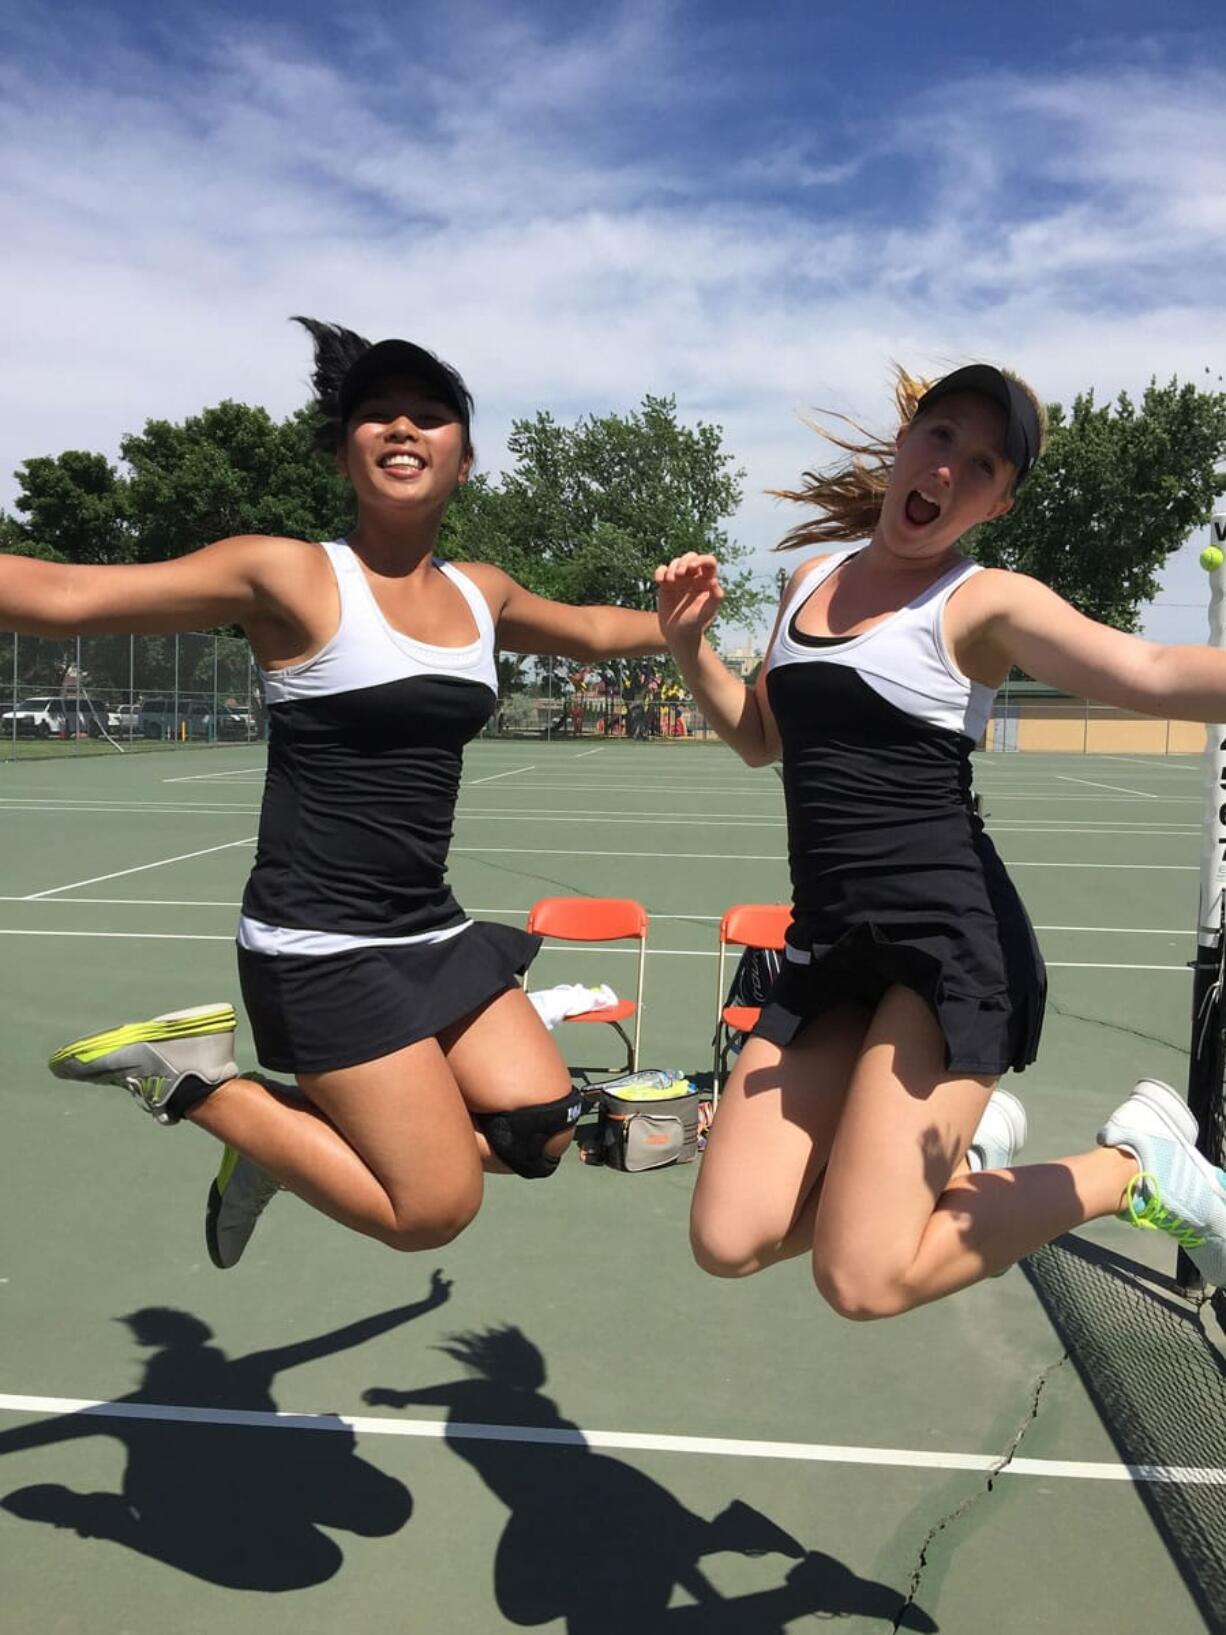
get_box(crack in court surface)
[891,1353,1070,1633]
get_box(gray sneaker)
[204,1073,294,1269]
[206,1146,282,1269]
[49,1004,238,1125]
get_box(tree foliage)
[442,395,765,629]
[965,377,1226,631]
[9,404,354,566]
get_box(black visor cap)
[914,364,1040,485]
[339,339,472,439]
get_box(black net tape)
[1023,1237,1226,1629]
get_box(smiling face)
[877,391,1017,560]
[338,373,473,512]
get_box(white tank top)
[765,549,994,743]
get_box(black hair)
[291,315,374,457]
[292,315,476,460]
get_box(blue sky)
[3,0,1224,641]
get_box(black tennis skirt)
[751,913,1047,1078]
[237,920,542,1075]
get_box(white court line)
[450,846,1198,870]
[0,1394,1216,1486]
[467,764,537,786]
[22,836,258,901]
[0,798,1205,838]
[1057,774,1157,799]
[0,898,1197,937]
[0,931,1192,971]
[1093,755,1200,776]
[0,929,235,943]
[162,766,265,785]
[574,748,603,758]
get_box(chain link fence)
[3,638,1201,759]
[985,677,1204,755]
[0,631,263,760]
[484,656,713,741]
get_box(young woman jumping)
[656,362,1225,1316]
[11,319,672,1268]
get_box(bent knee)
[811,1254,909,1322]
[382,1191,482,1253]
[689,1219,771,1280]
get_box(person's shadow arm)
[362,1382,460,1410]
[246,1270,453,1377]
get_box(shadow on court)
[365,1323,937,1633]
[1024,1237,1226,1633]
[0,1271,452,1591]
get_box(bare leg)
[188,1040,484,1249]
[689,1008,869,1276]
[811,985,1139,1319]
[187,984,577,1243]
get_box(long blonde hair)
[771,365,1046,551]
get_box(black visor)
[338,339,472,441]
[915,364,1041,485]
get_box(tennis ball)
[1201,545,1225,572]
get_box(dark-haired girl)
[657,363,1226,1313]
[15,319,672,1265]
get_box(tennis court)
[1,740,1222,1633]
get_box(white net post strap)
[1198,513,1226,947]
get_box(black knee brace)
[478,1088,584,1178]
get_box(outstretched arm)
[655,552,784,767]
[965,570,1226,720]
[0,535,295,638]
[247,1270,452,1377]
[459,563,669,659]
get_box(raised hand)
[654,553,724,647]
[362,1386,405,1407]
[426,1268,453,1305]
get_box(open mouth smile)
[379,452,426,474]
[904,488,942,527]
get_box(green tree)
[443,395,766,629]
[7,405,355,567]
[122,403,354,559]
[966,376,1226,631]
[11,451,131,563]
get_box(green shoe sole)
[49,1004,237,1070]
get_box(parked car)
[138,698,217,740]
[112,703,141,734]
[216,706,259,741]
[0,696,109,738]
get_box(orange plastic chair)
[713,904,792,1102]
[525,897,649,1074]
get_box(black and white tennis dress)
[755,549,1046,1076]
[236,540,539,1074]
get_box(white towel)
[527,983,619,1030]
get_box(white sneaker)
[1097,1078,1226,1287]
[967,1089,1028,1278]
[968,1088,1027,1172]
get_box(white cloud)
[1,6,1223,643]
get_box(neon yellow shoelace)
[1121,1172,1206,1251]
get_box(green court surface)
[1,742,1223,1633]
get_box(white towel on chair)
[527,983,619,1030]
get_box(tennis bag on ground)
[594,1070,701,1172]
